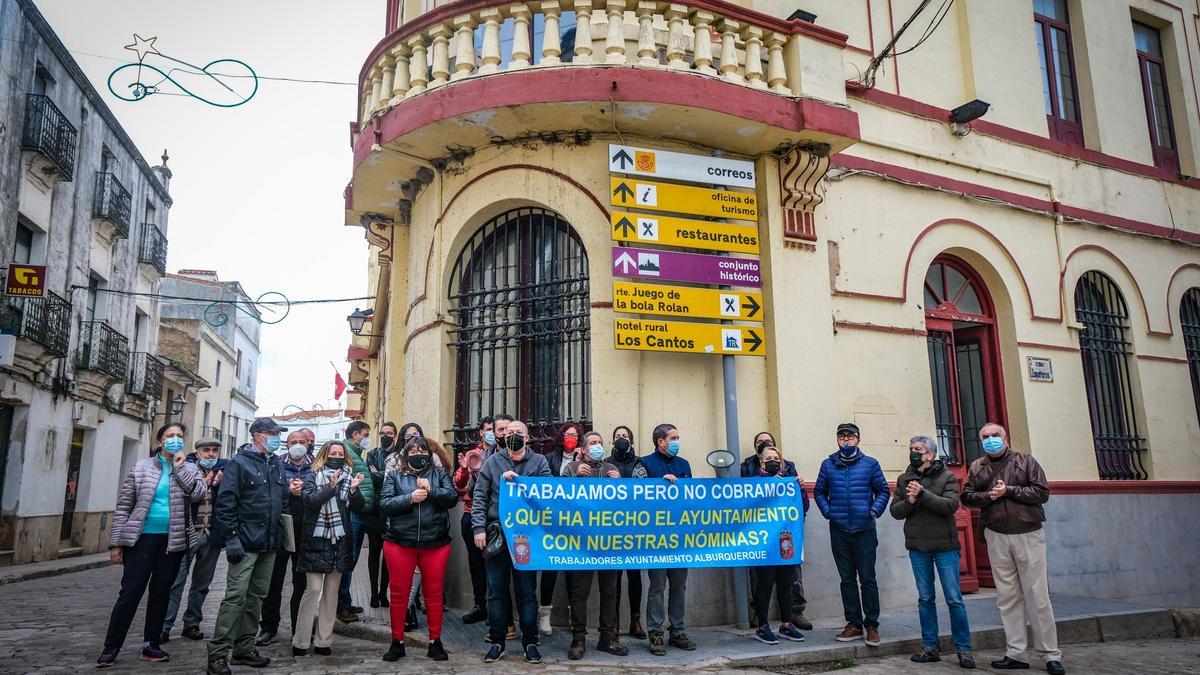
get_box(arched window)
[447,207,591,452]
[1074,271,1147,479]
[1181,288,1200,425]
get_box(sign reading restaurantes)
[608,144,757,189]
[611,247,761,288]
[613,282,764,322]
[610,211,759,254]
[614,317,765,356]
[610,177,758,221]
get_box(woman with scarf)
[365,422,398,608]
[749,444,809,646]
[293,441,365,657]
[97,423,207,668]
[606,425,649,640]
[378,435,458,661]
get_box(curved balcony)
[350,0,859,212]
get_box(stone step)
[0,550,13,567]
[56,546,85,559]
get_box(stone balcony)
[348,0,860,216]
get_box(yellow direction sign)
[610,211,759,254]
[610,177,758,222]
[613,282,764,322]
[614,318,765,356]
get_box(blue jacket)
[641,451,692,479]
[814,450,890,533]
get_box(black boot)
[462,605,487,624]
[427,639,448,661]
[405,604,420,630]
[382,639,406,661]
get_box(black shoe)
[370,593,382,609]
[484,644,505,663]
[462,605,487,624]
[669,632,697,650]
[524,643,542,663]
[379,594,390,607]
[181,626,204,640]
[568,637,585,660]
[313,647,331,656]
[1046,661,1066,675]
[382,639,406,661]
[911,647,940,663]
[405,603,420,630]
[254,628,275,646]
[141,644,169,662]
[292,647,306,657]
[158,631,170,644]
[230,650,271,668]
[206,657,232,675]
[95,647,119,668]
[428,639,449,661]
[992,657,1031,670]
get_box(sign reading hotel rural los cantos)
[611,247,761,288]
[613,282,764,322]
[499,477,803,570]
[609,177,758,221]
[610,211,759,254]
[613,317,765,356]
[4,264,46,297]
[608,144,757,189]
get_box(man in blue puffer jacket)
[814,422,890,648]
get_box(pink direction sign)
[611,247,761,288]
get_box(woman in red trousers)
[377,436,458,661]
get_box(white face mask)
[359,435,372,451]
[288,443,308,460]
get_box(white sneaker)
[537,606,553,636]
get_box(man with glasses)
[962,423,1062,675]
[814,422,889,648]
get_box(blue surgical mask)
[982,436,1005,455]
[265,436,282,452]
[838,443,857,457]
[162,437,184,455]
[587,444,605,462]
[484,431,496,446]
[198,457,218,470]
[666,440,680,457]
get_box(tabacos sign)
[5,265,46,297]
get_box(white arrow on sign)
[609,144,756,189]
[614,251,637,274]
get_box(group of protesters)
[94,413,1065,675]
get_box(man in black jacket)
[207,418,290,675]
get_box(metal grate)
[447,207,591,454]
[127,352,164,399]
[1074,271,1147,479]
[927,330,964,466]
[78,320,130,380]
[1,291,72,357]
[21,94,77,180]
[138,223,168,275]
[1181,288,1200,426]
[93,172,132,237]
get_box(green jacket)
[344,438,375,512]
[889,460,960,552]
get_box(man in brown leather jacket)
[962,423,1064,675]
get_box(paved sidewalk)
[0,551,110,586]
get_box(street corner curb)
[1097,610,1177,642]
[0,557,112,586]
[331,616,431,648]
[1169,609,1198,639]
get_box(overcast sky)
[38,0,381,415]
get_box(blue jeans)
[337,513,368,611]
[485,546,538,646]
[829,527,879,628]
[909,549,971,652]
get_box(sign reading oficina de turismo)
[610,177,758,221]
[609,144,757,189]
[499,477,804,570]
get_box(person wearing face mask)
[335,421,376,623]
[640,423,696,656]
[161,437,227,644]
[605,425,649,640]
[962,424,1061,675]
[293,441,366,657]
[561,432,625,659]
[454,427,490,624]
[256,431,314,646]
[206,418,290,675]
[748,445,809,646]
[814,422,890,648]
[378,436,459,662]
[385,422,444,631]
[301,428,317,454]
[890,436,974,669]
[97,423,207,668]
[472,420,552,664]
[365,422,399,610]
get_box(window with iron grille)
[447,207,591,453]
[1074,271,1148,479]
[1181,288,1200,426]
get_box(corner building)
[346,0,1200,620]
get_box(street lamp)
[346,308,383,337]
[169,394,186,421]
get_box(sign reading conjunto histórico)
[498,477,805,570]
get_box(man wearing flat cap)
[207,419,290,674]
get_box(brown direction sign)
[5,264,46,297]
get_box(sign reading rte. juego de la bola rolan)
[498,478,804,570]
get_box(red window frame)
[1135,22,1180,173]
[1035,5,1085,145]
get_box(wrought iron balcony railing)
[93,172,132,238]
[78,320,130,380]
[139,223,168,275]
[128,352,165,399]
[22,94,78,180]
[200,426,224,440]
[0,290,71,357]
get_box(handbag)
[483,521,507,559]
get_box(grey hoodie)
[471,449,551,534]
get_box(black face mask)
[755,439,773,454]
[764,460,782,476]
[307,442,315,453]
[613,437,633,458]
[380,435,394,449]
[506,434,526,452]
[407,454,430,472]
[910,451,926,469]
[325,458,346,471]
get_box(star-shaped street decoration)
[123,34,160,62]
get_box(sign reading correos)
[613,282,763,322]
[611,247,761,288]
[610,212,759,254]
[610,177,758,221]
[614,318,765,356]
[609,144,756,189]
